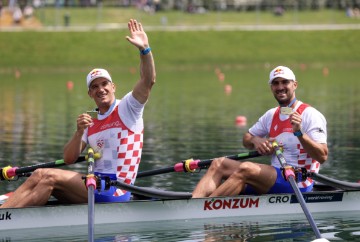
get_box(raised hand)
[126,19,149,50]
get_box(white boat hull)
[0,189,359,232]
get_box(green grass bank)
[1,30,359,72]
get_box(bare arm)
[297,135,328,164]
[63,113,91,164]
[126,19,156,104]
[243,132,274,156]
[290,111,328,163]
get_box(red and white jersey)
[82,92,144,196]
[248,101,327,188]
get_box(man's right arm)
[63,113,92,164]
[63,130,87,164]
[243,132,274,156]
[243,132,255,150]
[125,19,156,105]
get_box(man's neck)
[98,99,116,115]
[280,97,297,108]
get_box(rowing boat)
[1,184,359,233]
[1,153,359,241]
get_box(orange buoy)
[15,69,21,79]
[322,67,329,77]
[214,67,221,75]
[235,115,247,127]
[217,72,225,82]
[300,63,307,71]
[224,84,232,95]
[67,81,74,91]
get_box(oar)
[0,154,101,181]
[111,180,192,199]
[272,141,328,242]
[309,172,360,191]
[86,148,96,242]
[137,151,261,178]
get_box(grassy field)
[1,8,359,87]
[0,30,359,70]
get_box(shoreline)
[1,23,360,32]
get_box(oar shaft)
[1,154,100,181]
[309,172,360,191]
[0,156,86,180]
[111,180,192,199]
[15,156,86,175]
[137,167,175,178]
[197,151,261,168]
[272,142,322,239]
[86,148,96,242]
[88,185,95,242]
[288,176,321,238]
[137,151,261,178]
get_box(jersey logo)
[97,139,104,149]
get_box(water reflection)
[1,213,359,241]
[0,67,360,240]
[91,213,360,241]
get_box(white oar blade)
[311,238,330,242]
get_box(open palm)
[126,19,149,49]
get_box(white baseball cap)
[86,68,113,88]
[268,66,296,84]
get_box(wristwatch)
[293,130,303,137]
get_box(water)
[0,66,360,241]
[2,212,360,241]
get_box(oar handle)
[15,156,86,174]
[1,154,100,181]
[86,148,97,190]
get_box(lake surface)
[0,66,359,241]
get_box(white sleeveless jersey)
[82,92,144,196]
[249,101,327,188]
